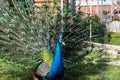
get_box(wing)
[40,49,54,67]
[35,61,50,77]
[35,49,54,77]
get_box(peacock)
[0,0,100,80]
[33,34,65,80]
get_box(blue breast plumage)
[45,42,64,79]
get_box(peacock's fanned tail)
[0,1,59,65]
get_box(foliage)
[90,15,106,43]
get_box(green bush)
[84,15,106,43]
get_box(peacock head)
[58,32,65,45]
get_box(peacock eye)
[3,13,9,18]
[0,8,3,12]
[30,30,35,35]
[26,45,31,49]
[24,18,29,22]
[0,18,5,24]
[30,14,34,19]
[31,27,35,30]
[30,37,35,41]
[9,24,15,28]
[16,48,22,52]
[10,41,16,46]
[7,29,13,33]
[34,43,39,47]
[21,38,27,42]
[21,10,26,15]
[21,32,26,36]
[7,35,13,39]
[11,19,17,23]
[21,25,28,30]
[2,47,7,51]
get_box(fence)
[107,21,120,33]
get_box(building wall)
[76,1,120,21]
[76,0,112,6]
[34,0,61,9]
[76,5,111,16]
[0,0,6,2]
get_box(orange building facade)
[34,0,60,8]
[76,2,120,21]
[76,5,112,20]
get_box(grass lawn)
[0,59,33,80]
[64,50,120,80]
[107,32,120,46]
[64,62,120,80]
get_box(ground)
[64,50,120,80]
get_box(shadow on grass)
[0,59,33,80]
[64,62,108,80]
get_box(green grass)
[0,59,33,80]
[64,62,120,80]
[64,50,120,80]
[104,65,120,80]
[107,32,120,46]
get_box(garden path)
[93,60,120,66]
[91,42,120,66]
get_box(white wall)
[0,0,5,3]
[76,0,112,6]
[107,21,120,33]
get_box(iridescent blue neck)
[45,42,64,79]
[54,42,62,61]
